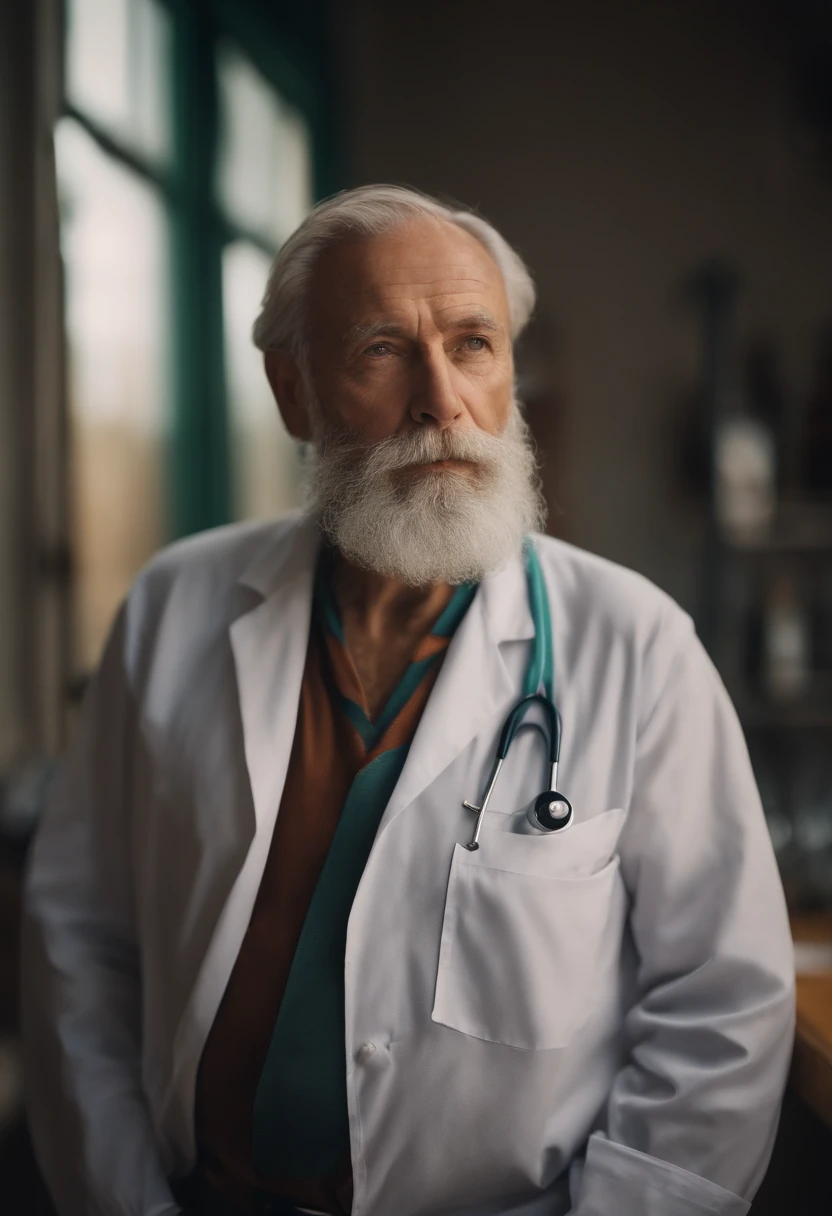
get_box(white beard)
[301,400,547,586]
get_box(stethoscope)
[462,538,573,851]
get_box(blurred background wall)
[341,0,832,608]
[1,0,832,1209]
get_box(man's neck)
[330,551,455,642]
[329,551,457,720]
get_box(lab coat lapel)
[229,514,321,836]
[162,515,321,1153]
[380,547,535,830]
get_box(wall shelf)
[690,263,832,910]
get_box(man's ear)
[264,350,312,441]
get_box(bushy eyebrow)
[344,312,505,348]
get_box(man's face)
[303,216,515,448]
[265,216,544,586]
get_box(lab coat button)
[355,1041,376,1064]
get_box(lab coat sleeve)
[20,606,180,1216]
[571,609,795,1216]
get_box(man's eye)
[463,336,488,352]
[364,343,393,357]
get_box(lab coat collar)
[236,510,322,600]
[378,543,535,831]
[478,542,536,648]
[229,513,322,836]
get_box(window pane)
[55,118,171,672]
[65,0,171,166]
[216,41,314,246]
[223,240,301,520]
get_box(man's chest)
[342,626,428,721]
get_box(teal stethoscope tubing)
[464,537,567,850]
[523,535,555,703]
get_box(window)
[216,40,313,248]
[222,241,301,522]
[65,0,171,166]
[57,0,328,676]
[56,118,170,671]
[216,41,312,523]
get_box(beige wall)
[339,0,832,612]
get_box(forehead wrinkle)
[344,287,495,325]
[350,287,498,321]
[343,308,503,347]
[431,301,501,320]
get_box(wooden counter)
[791,914,832,1130]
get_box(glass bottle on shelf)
[799,321,832,498]
[744,336,787,493]
[762,573,811,702]
[714,334,784,546]
[715,409,776,544]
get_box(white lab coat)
[21,512,795,1216]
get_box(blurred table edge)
[791,914,832,1130]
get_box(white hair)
[252,184,536,357]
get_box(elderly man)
[22,185,794,1216]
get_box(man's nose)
[408,347,464,427]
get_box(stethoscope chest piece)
[522,790,573,832]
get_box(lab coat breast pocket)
[431,833,625,1051]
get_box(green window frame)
[61,0,339,540]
